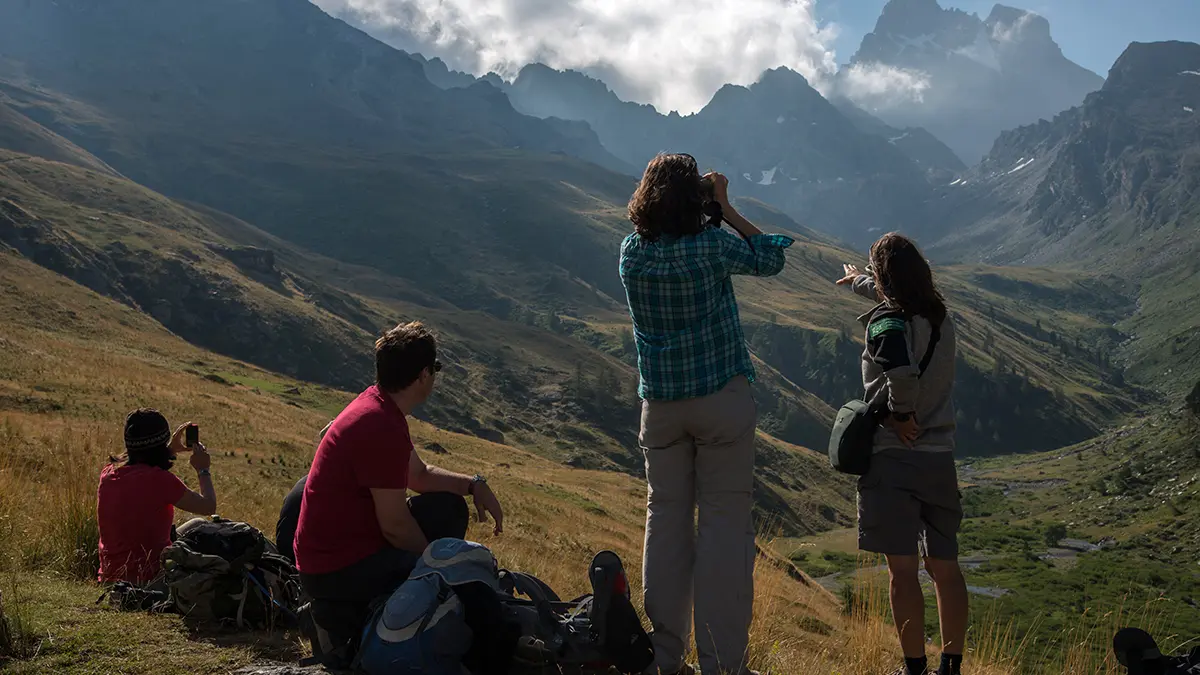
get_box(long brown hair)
[869,232,947,326]
[627,153,707,241]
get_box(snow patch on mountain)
[776,116,785,124]
[1181,71,1200,77]
[1008,157,1036,174]
[759,167,778,185]
[1186,107,1195,113]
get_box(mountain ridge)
[924,40,1200,394]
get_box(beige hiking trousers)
[640,375,757,675]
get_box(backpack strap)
[502,571,566,644]
[917,323,942,377]
[500,570,562,603]
[243,569,298,622]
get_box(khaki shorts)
[857,448,963,560]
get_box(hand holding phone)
[189,442,211,472]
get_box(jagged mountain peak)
[515,62,562,81]
[756,66,814,90]
[1106,40,1200,91]
[702,68,826,118]
[985,4,1050,36]
[848,0,1103,163]
[874,0,965,34]
[869,0,977,43]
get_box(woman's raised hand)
[836,263,863,286]
[169,422,191,455]
[704,171,730,206]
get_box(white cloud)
[837,63,931,109]
[990,11,1036,44]
[313,0,931,114]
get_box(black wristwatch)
[468,474,486,496]
[891,412,913,423]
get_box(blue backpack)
[356,539,499,675]
[357,540,654,675]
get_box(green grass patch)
[790,549,861,578]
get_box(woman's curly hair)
[869,232,947,326]
[628,153,707,241]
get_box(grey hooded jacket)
[852,275,957,453]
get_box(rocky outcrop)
[207,244,278,277]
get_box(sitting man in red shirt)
[294,321,505,651]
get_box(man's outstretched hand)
[472,483,504,535]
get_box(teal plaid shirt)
[620,227,794,401]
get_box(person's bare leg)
[886,554,926,658]
[924,557,968,656]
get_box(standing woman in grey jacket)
[836,232,968,675]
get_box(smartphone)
[185,424,199,448]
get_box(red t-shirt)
[294,385,412,575]
[97,463,188,583]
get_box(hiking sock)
[938,652,963,675]
[905,655,929,675]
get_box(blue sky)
[821,0,1200,75]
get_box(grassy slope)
[0,148,854,534]
[0,249,1034,675]
[945,408,1200,667]
[0,102,116,176]
[1120,256,1200,398]
[966,408,1200,564]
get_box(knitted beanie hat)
[124,408,171,452]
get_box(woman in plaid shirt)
[620,153,793,675]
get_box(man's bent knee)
[924,557,962,584]
[886,554,921,580]
[409,491,470,541]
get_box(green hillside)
[0,144,858,535]
[941,399,1200,665]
